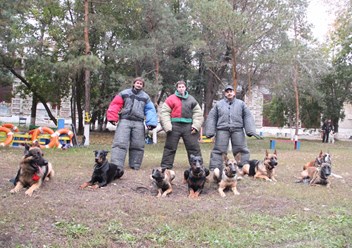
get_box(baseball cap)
[224,85,234,91]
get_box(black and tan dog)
[296,162,332,187]
[150,167,175,197]
[80,150,123,189]
[303,151,331,170]
[10,143,54,197]
[241,150,278,182]
[213,153,240,197]
[184,154,209,198]
[302,151,341,179]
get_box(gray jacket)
[205,98,256,137]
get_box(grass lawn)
[0,132,351,247]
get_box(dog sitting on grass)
[302,151,342,179]
[240,150,278,182]
[10,143,54,197]
[150,167,175,197]
[303,151,331,170]
[80,150,123,189]
[184,154,209,198]
[213,153,240,197]
[296,162,332,187]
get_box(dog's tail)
[169,170,176,182]
[294,175,311,184]
[331,173,343,179]
[213,168,221,182]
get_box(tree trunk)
[84,0,91,145]
[231,47,238,92]
[203,65,227,117]
[7,67,57,126]
[30,95,38,127]
[71,82,77,131]
[76,72,85,135]
[293,62,300,136]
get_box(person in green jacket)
[159,80,204,169]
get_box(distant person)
[159,80,204,169]
[107,77,158,176]
[322,119,334,143]
[205,85,261,171]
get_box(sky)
[307,0,336,42]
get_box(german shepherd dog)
[80,150,124,189]
[213,153,240,197]
[303,151,331,170]
[296,162,332,187]
[150,167,175,197]
[184,154,209,198]
[302,151,341,179]
[10,143,54,197]
[241,150,278,182]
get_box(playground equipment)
[0,126,14,147]
[54,128,74,148]
[0,124,74,148]
[31,126,58,148]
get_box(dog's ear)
[274,149,277,156]
[234,153,241,162]
[319,150,323,158]
[24,143,30,151]
[222,153,228,163]
[266,150,269,157]
[32,140,40,148]
[161,167,167,173]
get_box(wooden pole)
[84,0,91,146]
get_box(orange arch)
[55,128,74,148]
[31,127,57,148]
[2,123,19,132]
[0,126,14,146]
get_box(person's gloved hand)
[206,134,214,139]
[147,125,156,130]
[247,132,263,139]
[109,121,117,126]
[191,128,198,134]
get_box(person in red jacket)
[107,77,157,175]
[159,80,204,169]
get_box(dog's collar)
[191,170,205,177]
[152,176,164,182]
[94,160,108,170]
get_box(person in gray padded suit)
[107,77,158,176]
[205,85,262,171]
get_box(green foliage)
[263,96,291,127]
[300,95,323,128]
[0,0,350,132]
[54,220,90,239]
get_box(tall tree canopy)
[0,0,349,133]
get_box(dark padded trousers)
[209,129,250,171]
[111,119,146,170]
[160,123,201,169]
